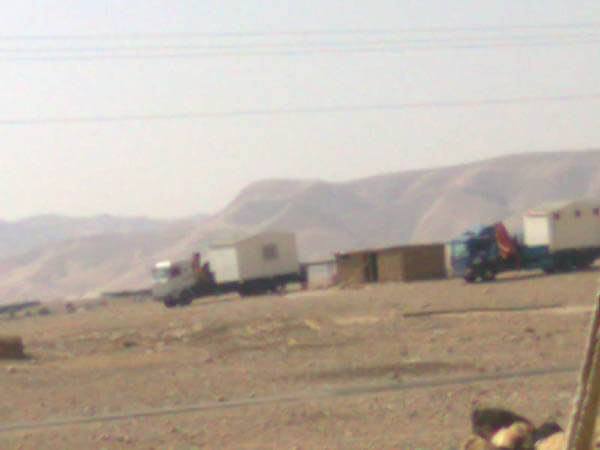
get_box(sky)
[1,1,599,220]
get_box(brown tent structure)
[335,243,446,285]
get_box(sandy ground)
[1,268,600,449]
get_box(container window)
[263,244,279,260]
[575,210,581,218]
[553,212,560,220]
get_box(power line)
[0,26,597,61]
[1,94,599,126]
[0,23,599,40]
[0,38,598,61]
[1,33,599,53]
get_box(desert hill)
[1,150,599,302]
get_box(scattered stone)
[167,328,188,340]
[304,319,321,331]
[120,340,137,349]
[37,307,51,316]
[109,332,124,341]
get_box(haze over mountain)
[1,150,600,303]
[0,215,174,259]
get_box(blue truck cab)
[449,225,500,281]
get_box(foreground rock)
[461,407,563,449]
[0,335,25,359]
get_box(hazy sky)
[2,1,599,220]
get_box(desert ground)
[1,268,600,449]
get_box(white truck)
[151,231,306,307]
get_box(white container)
[523,201,600,251]
[207,231,300,284]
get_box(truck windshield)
[451,242,468,261]
[152,267,171,283]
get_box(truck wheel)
[556,257,575,272]
[164,297,177,308]
[574,257,592,271]
[274,283,286,296]
[464,270,477,283]
[481,269,496,282]
[178,290,193,306]
[238,286,251,297]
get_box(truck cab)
[151,253,213,307]
[450,222,561,282]
[449,225,500,281]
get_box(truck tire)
[464,270,477,283]
[556,255,577,272]
[543,267,555,274]
[178,290,193,306]
[164,297,177,308]
[481,269,496,282]
[574,256,593,271]
[238,285,252,297]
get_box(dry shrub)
[0,335,25,359]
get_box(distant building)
[302,259,338,289]
[334,243,446,285]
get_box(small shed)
[335,243,446,285]
[523,200,600,251]
[303,259,338,289]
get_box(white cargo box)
[523,201,600,251]
[207,231,300,284]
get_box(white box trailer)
[523,200,600,251]
[208,231,301,284]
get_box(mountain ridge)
[1,149,599,303]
